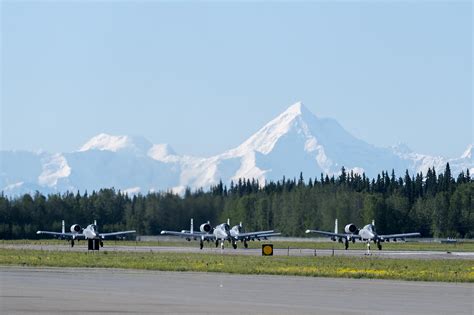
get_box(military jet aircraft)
[37,220,136,248]
[161,219,280,249]
[305,219,420,250]
[229,222,281,248]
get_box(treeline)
[0,164,472,239]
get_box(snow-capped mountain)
[1,102,472,195]
[79,133,154,156]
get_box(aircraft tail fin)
[190,218,194,234]
[62,220,65,234]
[334,219,338,234]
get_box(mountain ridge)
[1,102,472,195]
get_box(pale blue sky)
[1,1,472,158]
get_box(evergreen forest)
[0,163,472,239]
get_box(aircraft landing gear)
[232,242,237,249]
[344,239,349,250]
[220,241,225,250]
[377,241,382,250]
[71,240,75,248]
[365,241,371,255]
[100,241,104,247]
[200,240,204,250]
[215,240,219,248]
[244,240,248,248]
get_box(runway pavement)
[0,266,472,314]
[2,243,474,260]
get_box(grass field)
[0,248,473,282]
[3,238,474,252]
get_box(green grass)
[227,240,474,252]
[3,239,474,252]
[1,248,472,282]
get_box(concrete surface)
[0,267,473,315]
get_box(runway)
[0,266,472,314]
[2,243,474,260]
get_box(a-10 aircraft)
[161,219,281,249]
[305,219,420,250]
[37,220,136,248]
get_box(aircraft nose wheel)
[365,241,372,255]
[200,241,204,250]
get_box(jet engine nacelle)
[231,225,242,234]
[200,223,212,233]
[70,224,82,233]
[344,224,358,234]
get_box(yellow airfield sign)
[262,244,273,256]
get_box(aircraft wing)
[160,230,214,240]
[36,231,85,239]
[252,232,282,238]
[233,231,281,240]
[379,232,421,239]
[100,230,136,238]
[180,230,205,235]
[234,230,276,238]
[257,232,282,237]
[305,229,361,239]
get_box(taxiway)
[1,266,472,314]
[1,243,474,260]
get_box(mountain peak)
[285,101,303,113]
[79,133,152,154]
[228,101,319,156]
[281,101,312,118]
[148,143,177,161]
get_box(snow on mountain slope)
[461,144,472,160]
[450,144,473,175]
[80,133,153,155]
[62,149,181,193]
[147,144,177,161]
[391,143,473,176]
[38,153,71,187]
[173,102,471,188]
[0,102,472,195]
[230,102,310,155]
[192,102,409,187]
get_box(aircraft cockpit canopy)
[364,224,375,233]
